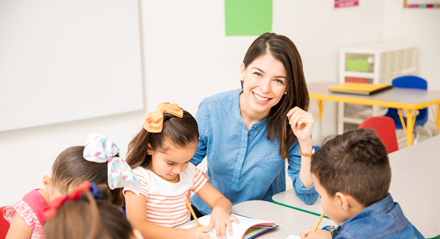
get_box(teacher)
[191,32,318,216]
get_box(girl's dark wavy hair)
[113,109,199,206]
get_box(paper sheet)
[285,235,301,239]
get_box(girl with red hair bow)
[3,134,139,239]
[43,181,143,239]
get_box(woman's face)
[240,54,287,117]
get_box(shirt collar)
[349,193,394,222]
[335,193,396,235]
[234,89,268,128]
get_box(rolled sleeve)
[293,175,318,205]
[288,142,318,205]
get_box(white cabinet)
[337,44,418,134]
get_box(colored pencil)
[312,212,326,233]
[184,197,201,227]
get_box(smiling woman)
[239,54,287,121]
[190,32,319,216]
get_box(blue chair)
[384,75,431,143]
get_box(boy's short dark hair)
[311,128,391,207]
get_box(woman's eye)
[167,163,175,166]
[274,79,284,84]
[253,72,262,77]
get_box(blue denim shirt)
[333,194,424,239]
[190,89,318,215]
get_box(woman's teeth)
[254,93,269,101]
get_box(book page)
[285,236,301,239]
[180,214,277,239]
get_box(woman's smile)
[252,91,272,103]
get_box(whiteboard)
[0,0,143,132]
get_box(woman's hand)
[209,207,240,239]
[286,106,314,144]
[287,106,315,188]
[300,228,331,239]
[187,225,211,239]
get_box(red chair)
[358,116,399,153]
[0,206,10,239]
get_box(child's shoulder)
[23,189,47,206]
[180,163,208,185]
[37,188,49,204]
[132,166,152,181]
[338,194,423,238]
[3,188,46,234]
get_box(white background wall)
[1,0,438,205]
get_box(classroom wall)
[1,0,438,205]
[382,1,440,92]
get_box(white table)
[231,200,335,238]
[388,135,440,239]
[180,201,335,239]
[272,135,440,238]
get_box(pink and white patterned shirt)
[3,189,47,239]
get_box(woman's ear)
[335,192,349,211]
[240,63,246,81]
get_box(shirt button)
[254,126,257,128]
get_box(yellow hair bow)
[143,102,183,133]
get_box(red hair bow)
[43,181,92,221]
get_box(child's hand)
[187,225,211,239]
[209,207,240,239]
[300,228,331,239]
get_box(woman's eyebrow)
[252,67,286,79]
[275,75,287,79]
[251,67,265,73]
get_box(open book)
[180,214,278,239]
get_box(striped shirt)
[124,163,208,227]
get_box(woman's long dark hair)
[242,32,309,159]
